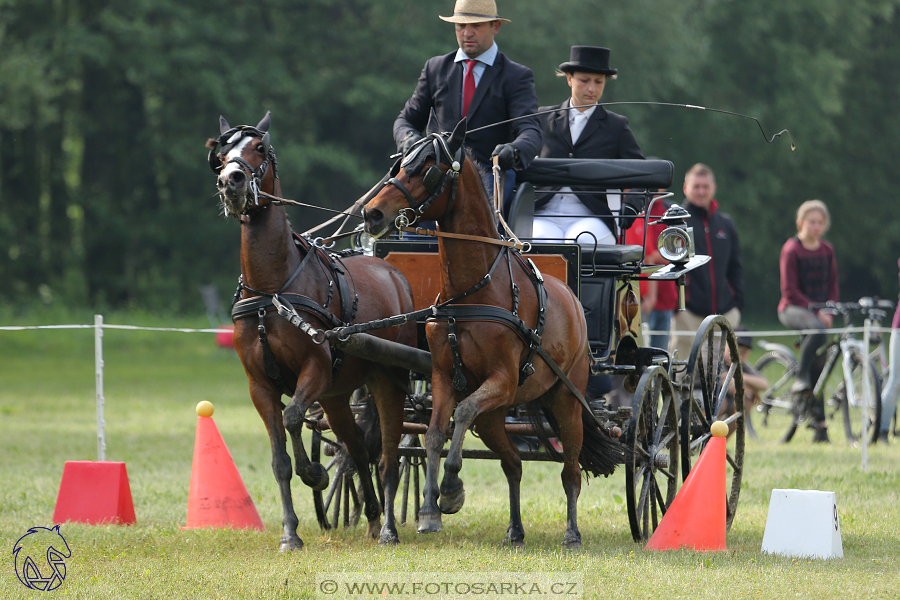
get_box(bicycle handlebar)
[808,297,894,320]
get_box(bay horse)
[362,121,622,548]
[207,112,416,549]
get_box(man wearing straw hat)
[393,0,542,194]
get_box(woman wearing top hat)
[533,46,645,246]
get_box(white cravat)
[570,111,589,144]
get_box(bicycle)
[751,297,892,444]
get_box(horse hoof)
[503,526,525,548]
[279,537,304,552]
[302,463,329,491]
[416,512,443,534]
[438,488,465,515]
[366,519,383,541]
[561,536,583,551]
[378,531,400,546]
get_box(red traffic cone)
[184,402,264,530]
[645,421,728,551]
[53,461,136,525]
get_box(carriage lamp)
[657,204,695,264]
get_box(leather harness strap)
[231,234,358,394]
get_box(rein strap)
[399,226,529,251]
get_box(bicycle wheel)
[753,350,801,443]
[830,357,882,444]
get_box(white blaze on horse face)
[218,136,255,185]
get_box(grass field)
[1,312,898,599]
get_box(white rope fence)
[0,315,233,461]
[3,317,892,470]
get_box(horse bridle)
[209,126,278,213]
[384,133,463,228]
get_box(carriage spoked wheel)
[678,314,745,530]
[625,366,680,543]
[310,428,373,530]
[310,428,427,531]
[397,433,426,526]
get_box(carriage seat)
[581,244,643,267]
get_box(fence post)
[861,318,871,472]
[95,314,106,462]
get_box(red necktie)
[462,60,477,116]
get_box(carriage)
[209,114,746,550]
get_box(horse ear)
[425,108,440,136]
[219,116,230,134]
[447,118,467,155]
[256,111,272,133]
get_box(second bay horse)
[362,121,622,548]
[208,112,416,549]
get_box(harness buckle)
[249,178,260,206]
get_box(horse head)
[207,111,277,217]
[363,119,467,238]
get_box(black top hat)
[558,46,617,76]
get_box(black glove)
[491,144,518,170]
[399,132,423,156]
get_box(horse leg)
[251,382,303,551]
[440,376,509,515]
[549,394,585,549]
[283,381,329,491]
[473,410,525,547]
[319,394,384,541]
[418,374,455,534]
[368,370,406,545]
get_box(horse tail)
[577,404,625,478]
[522,392,625,479]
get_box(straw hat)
[439,0,510,23]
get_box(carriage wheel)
[311,430,368,530]
[678,315,745,530]
[625,366,680,543]
[311,429,427,530]
[398,433,426,525]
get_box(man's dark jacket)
[393,51,542,170]
[682,199,744,315]
[536,101,644,235]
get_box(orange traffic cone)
[184,401,264,530]
[645,421,728,552]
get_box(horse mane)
[460,145,496,218]
[205,138,217,149]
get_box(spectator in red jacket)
[778,199,839,442]
[625,190,677,351]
